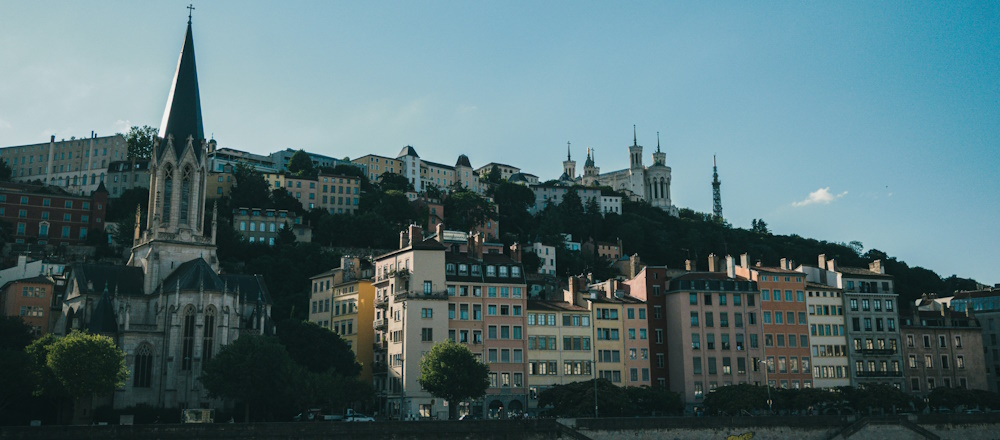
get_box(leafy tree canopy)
[45,331,128,399]
[443,189,497,233]
[123,125,158,160]
[275,320,361,377]
[378,172,412,193]
[200,334,300,421]
[0,158,12,181]
[417,340,489,419]
[287,150,316,177]
[537,379,681,417]
[0,316,35,351]
[231,163,272,210]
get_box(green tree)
[123,125,158,160]
[486,165,502,185]
[201,334,299,421]
[287,150,316,177]
[443,189,497,233]
[231,163,271,209]
[46,332,128,401]
[537,379,629,417]
[0,158,12,181]
[417,340,489,420]
[378,172,412,193]
[0,317,36,414]
[270,188,303,214]
[751,218,770,235]
[275,320,361,377]
[0,316,35,351]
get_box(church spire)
[567,141,571,161]
[633,125,637,146]
[657,131,661,153]
[158,10,205,159]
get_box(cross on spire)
[187,4,195,23]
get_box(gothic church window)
[180,165,192,224]
[134,343,153,388]
[182,305,195,370]
[202,306,216,363]
[163,163,174,220]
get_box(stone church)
[560,128,678,216]
[53,15,272,411]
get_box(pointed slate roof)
[72,264,145,296]
[88,287,119,334]
[156,258,225,293]
[158,19,205,160]
[398,145,420,158]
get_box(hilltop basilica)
[559,128,678,215]
[52,15,272,411]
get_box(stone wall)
[3,414,1000,440]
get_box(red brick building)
[0,181,108,246]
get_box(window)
[202,307,216,362]
[421,328,433,342]
[690,312,699,327]
[133,343,153,388]
[181,306,195,370]
[421,308,433,318]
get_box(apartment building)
[525,300,593,413]
[1,275,56,337]
[233,207,310,245]
[622,265,673,388]
[531,243,556,276]
[105,160,150,197]
[949,287,1000,392]
[574,278,651,388]
[352,154,403,184]
[662,258,764,412]
[805,282,850,389]
[269,148,351,173]
[0,133,127,194]
[373,225,528,420]
[263,172,360,214]
[475,163,520,181]
[734,257,813,389]
[0,181,108,246]
[208,147,277,173]
[309,257,375,381]
[528,184,622,216]
[901,306,987,395]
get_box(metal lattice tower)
[712,155,723,221]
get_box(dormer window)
[499,266,509,277]
[511,266,521,278]
[446,263,456,275]
[458,264,468,276]
[486,265,496,277]
[471,265,481,276]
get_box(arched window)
[162,163,174,221]
[202,306,216,363]
[134,343,153,388]
[180,165,192,224]
[181,305,195,370]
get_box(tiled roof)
[527,300,589,312]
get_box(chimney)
[869,260,885,274]
[399,230,409,249]
[780,258,788,270]
[726,255,735,278]
[708,254,719,273]
[408,224,423,247]
[685,259,696,271]
[50,135,55,142]
[629,254,641,279]
[435,222,445,243]
[827,259,837,272]
[509,242,522,263]
[818,254,827,269]
[740,253,749,268]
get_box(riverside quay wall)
[2,414,1000,440]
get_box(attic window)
[458,264,468,276]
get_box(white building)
[531,243,556,275]
[527,184,621,216]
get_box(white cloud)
[793,187,847,207]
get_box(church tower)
[628,125,643,170]
[561,142,576,182]
[582,147,600,186]
[130,14,218,294]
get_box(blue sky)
[1,1,997,286]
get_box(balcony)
[372,362,389,375]
[855,370,902,378]
[375,297,388,309]
[373,340,388,351]
[373,318,387,330]
[395,290,449,301]
[856,348,897,356]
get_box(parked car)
[344,412,374,422]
